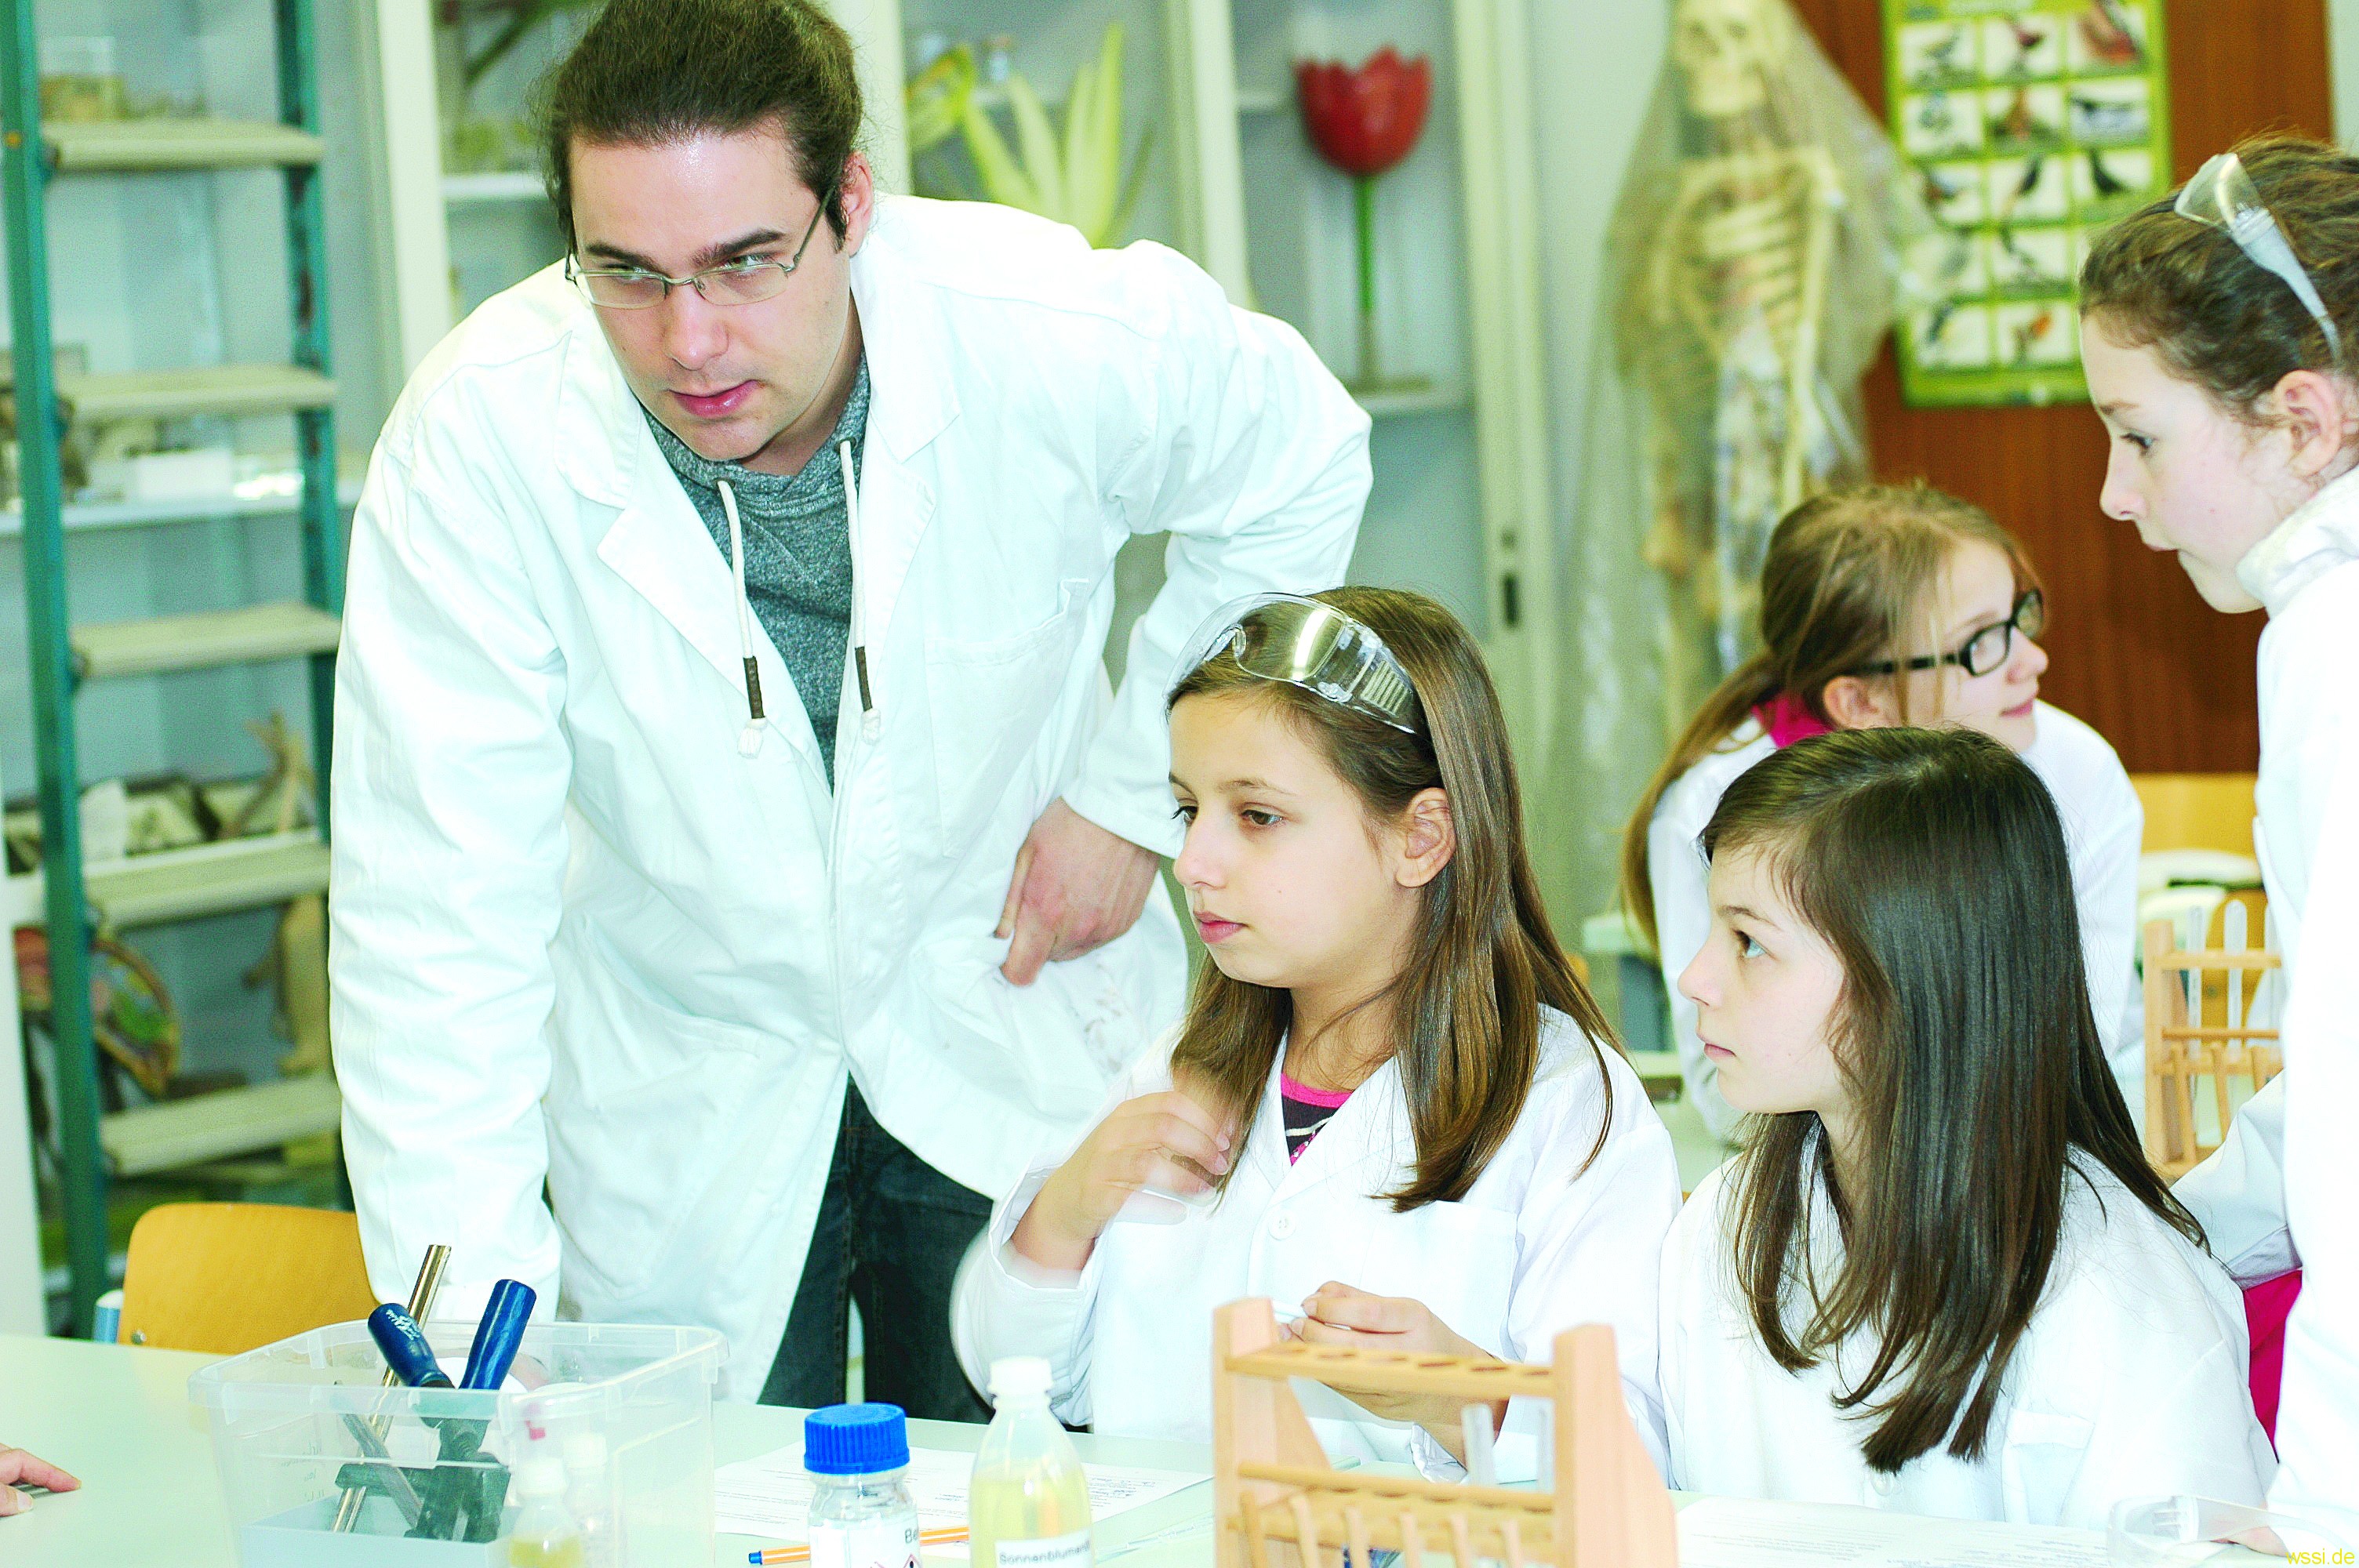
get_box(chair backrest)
[1212,1301,1675,1568]
[2130,771,2258,857]
[2143,915,2282,1181]
[119,1201,380,1352]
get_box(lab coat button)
[1269,1212,1295,1240]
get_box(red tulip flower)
[1294,49,1432,179]
[1293,49,1434,390]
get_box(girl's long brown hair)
[1619,482,2037,952]
[1166,587,1617,1208]
[1702,727,2202,1472]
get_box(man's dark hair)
[541,0,863,253]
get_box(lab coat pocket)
[2001,1410,2096,1523]
[544,953,797,1305]
[922,583,1089,854]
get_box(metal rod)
[332,1243,451,1533]
[2,0,107,1336]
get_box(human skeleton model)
[1633,0,1844,732]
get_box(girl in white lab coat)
[953,588,1682,1475]
[2079,132,2359,1530]
[1623,484,2145,1141]
[1659,727,2271,1527]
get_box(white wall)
[1525,0,1666,589]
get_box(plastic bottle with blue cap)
[805,1403,921,1568]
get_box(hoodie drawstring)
[719,477,767,758]
[722,438,876,762]
[841,437,879,742]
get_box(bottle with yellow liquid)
[506,1455,584,1568]
[969,1358,1093,1568]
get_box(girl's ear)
[1394,788,1455,889]
[2270,367,2359,482]
[1819,674,1896,731]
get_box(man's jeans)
[758,1082,996,1421]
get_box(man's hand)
[1,1445,79,1515]
[997,799,1160,985]
[1292,1282,1503,1462]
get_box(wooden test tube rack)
[1211,1301,1676,1568]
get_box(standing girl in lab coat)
[1660,727,2271,1527]
[954,588,1681,1475]
[1623,484,2145,1139]
[2080,131,2359,1531]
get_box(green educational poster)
[1883,0,2172,407]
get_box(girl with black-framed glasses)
[1620,482,2146,1150]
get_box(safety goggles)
[2174,151,2343,368]
[1852,589,2045,681]
[1171,593,1421,734]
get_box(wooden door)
[1786,0,2333,772]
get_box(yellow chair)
[2131,772,2258,856]
[118,1202,380,1353]
[2142,920,2283,1181]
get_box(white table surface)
[0,1332,1214,1568]
[1,1331,2266,1568]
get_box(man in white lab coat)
[329,0,1369,1410]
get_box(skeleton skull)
[1671,0,1790,120]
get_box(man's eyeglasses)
[566,188,834,310]
[1853,589,2045,681]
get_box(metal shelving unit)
[1,0,347,1333]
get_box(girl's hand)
[1292,1283,1503,1464]
[1010,1090,1234,1272]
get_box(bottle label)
[810,1519,921,1568]
[987,1530,1094,1568]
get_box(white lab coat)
[2173,467,2359,1287]
[950,1010,1684,1477]
[1648,702,2145,1139]
[1659,1154,2273,1528]
[330,195,1371,1397]
[2173,466,2359,1530]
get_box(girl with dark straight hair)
[1659,727,2269,1526]
[954,588,1681,1473]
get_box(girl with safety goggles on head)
[952,588,1681,1479]
[1624,481,2145,1143]
[2081,132,2359,1522]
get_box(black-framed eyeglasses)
[1853,589,2045,681]
[565,187,835,310]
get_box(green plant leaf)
[1109,121,1155,245]
[1064,55,1100,235]
[960,94,1038,212]
[1092,24,1130,241]
[905,45,976,156]
[1006,74,1067,221]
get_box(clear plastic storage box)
[187,1319,727,1566]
